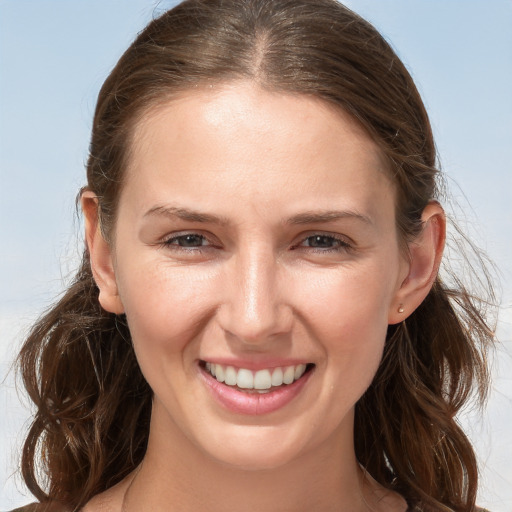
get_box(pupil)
[310,235,332,247]
[180,235,202,247]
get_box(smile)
[200,360,314,415]
[204,362,311,393]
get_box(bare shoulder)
[10,504,70,512]
[82,473,135,512]
[11,474,135,512]
[409,506,492,512]
[10,505,39,512]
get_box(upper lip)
[199,358,313,371]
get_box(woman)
[15,0,495,511]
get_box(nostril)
[217,301,294,345]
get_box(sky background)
[1,0,511,509]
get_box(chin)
[208,444,301,472]
[196,424,311,471]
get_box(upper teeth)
[205,363,307,390]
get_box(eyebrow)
[286,210,373,226]
[144,205,230,225]
[143,205,372,227]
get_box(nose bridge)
[221,243,290,343]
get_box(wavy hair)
[18,1,495,510]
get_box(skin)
[82,81,445,512]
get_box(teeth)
[283,366,295,384]
[224,366,237,386]
[294,364,306,380]
[271,367,283,386]
[205,362,309,390]
[254,369,272,390]
[215,365,225,383]
[237,368,253,389]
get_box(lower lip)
[200,366,313,415]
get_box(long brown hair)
[18,1,495,510]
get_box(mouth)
[200,361,315,394]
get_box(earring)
[397,304,404,313]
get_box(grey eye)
[305,235,338,248]
[172,234,207,247]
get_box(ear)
[388,201,446,324]
[81,190,125,314]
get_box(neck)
[123,406,376,512]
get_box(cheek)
[291,259,396,411]
[116,260,219,355]
[292,260,396,348]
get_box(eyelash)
[160,232,353,254]
[161,232,215,251]
[293,233,353,253]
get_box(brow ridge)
[144,205,229,225]
[144,205,372,227]
[286,210,373,226]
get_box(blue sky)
[1,1,511,509]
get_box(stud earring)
[397,304,404,313]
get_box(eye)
[162,233,210,248]
[294,233,353,253]
[157,231,221,261]
[303,235,340,249]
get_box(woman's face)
[108,82,409,469]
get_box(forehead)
[132,82,383,159]
[122,81,394,220]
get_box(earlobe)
[388,202,446,324]
[81,191,125,315]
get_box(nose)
[217,247,293,345]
